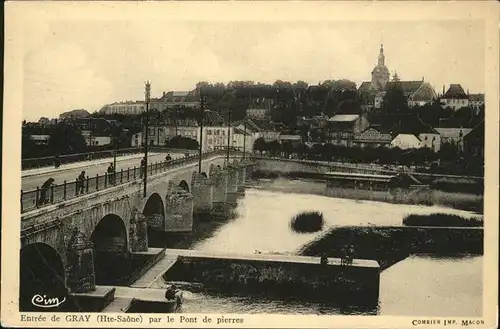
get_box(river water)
[159,180,483,316]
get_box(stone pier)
[244,163,254,184]
[210,165,229,216]
[66,229,96,293]
[164,182,194,232]
[129,209,148,252]
[191,171,213,215]
[226,165,240,204]
[236,164,246,195]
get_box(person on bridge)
[140,157,146,178]
[77,171,86,195]
[53,155,61,169]
[165,154,172,162]
[107,163,115,185]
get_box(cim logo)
[31,294,66,308]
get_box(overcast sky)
[22,18,485,121]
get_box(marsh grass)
[403,213,483,227]
[290,211,325,233]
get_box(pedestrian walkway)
[130,253,179,288]
[102,297,133,312]
[22,153,161,178]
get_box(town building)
[353,126,393,148]
[468,93,485,112]
[72,118,114,147]
[372,78,437,109]
[440,84,470,111]
[435,128,472,152]
[246,108,270,120]
[100,101,146,115]
[326,114,370,147]
[390,134,424,149]
[100,90,201,115]
[389,114,441,151]
[358,45,437,110]
[29,135,51,146]
[463,121,484,157]
[370,44,391,91]
[279,134,303,145]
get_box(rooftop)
[435,128,473,139]
[469,93,485,102]
[328,114,360,122]
[443,84,468,99]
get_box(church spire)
[378,44,385,66]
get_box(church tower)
[371,44,390,91]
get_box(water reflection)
[160,186,482,316]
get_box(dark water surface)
[158,184,482,316]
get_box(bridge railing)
[21,149,246,213]
[21,147,199,170]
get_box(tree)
[48,123,87,155]
[381,79,409,116]
[281,141,294,158]
[293,80,309,90]
[165,136,199,150]
[453,107,474,128]
[294,142,310,159]
[22,133,39,158]
[253,137,267,155]
[267,140,280,156]
[438,142,459,163]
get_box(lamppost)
[144,81,151,197]
[156,109,160,147]
[175,107,179,137]
[226,106,232,164]
[243,118,247,159]
[113,138,117,185]
[198,92,206,173]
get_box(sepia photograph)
[2,1,498,328]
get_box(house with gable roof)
[389,114,441,151]
[440,84,470,111]
[326,114,370,147]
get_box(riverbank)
[248,177,483,213]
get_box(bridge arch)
[20,243,67,312]
[201,172,208,179]
[143,192,166,230]
[179,180,190,193]
[90,214,130,285]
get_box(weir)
[162,248,381,304]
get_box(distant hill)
[59,109,91,120]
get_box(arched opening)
[201,172,208,179]
[90,214,130,285]
[143,193,165,231]
[179,180,190,193]
[20,243,67,312]
[217,165,221,170]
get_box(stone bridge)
[19,152,254,309]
